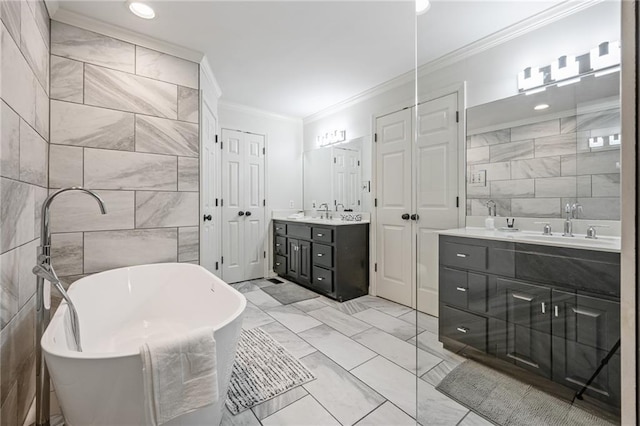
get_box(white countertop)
[439,227,621,253]
[273,217,370,226]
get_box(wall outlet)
[289,200,294,208]
[469,170,486,187]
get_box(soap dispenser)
[485,200,497,229]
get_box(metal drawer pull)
[456,253,467,258]
[275,263,281,266]
[512,293,533,302]
[456,327,469,333]
[317,233,324,237]
[317,253,324,257]
[276,243,281,247]
[317,277,324,281]
[456,287,467,292]
[541,302,546,314]
[554,305,559,317]
[571,307,599,318]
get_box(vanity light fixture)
[416,0,431,15]
[517,66,545,91]
[556,77,581,87]
[590,41,620,71]
[128,1,155,19]
[551,55,579,82]
[317,129,346,147]
[534,104,549,111]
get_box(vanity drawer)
[313,227,333,243]
[275,236,286,255]
[312,266,334,293]
[441,241,487,271]
[274,255,287,275]
[288,224,311,239]
[440,267,468,309]
[274,223,287,235]
[313,243,333,268]
[440,305,487,352]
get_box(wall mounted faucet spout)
[35,187,107,426]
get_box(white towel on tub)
[140,327,219,425]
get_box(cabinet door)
[298,240,312,285]
[552,290,620,406]
[495,278,552,378]
[287,238,299,279]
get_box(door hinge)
[263,199,266,206]
[262,147,265,155]
[374,263,377,272]
[357,200,361,206]
[221,199,224,207]
[456,111,459,123]
[456,196,459,208]
[215,134,219,143]
[220,141,224,150]
[357,160,360,166]
[215,198,218,207]
[215,261,219,270]
[374,198,378,207]
[221,256,224,265]
[264,251,266,259]
[374,133,378,142]
[334,157,337,164]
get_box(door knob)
[245,211,252,217]
[238,211,245,216]
[203,214,212,221]
[401,213,410,220]
[411,214,420,221]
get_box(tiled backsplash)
[466,108,620,220]
[48,21,201,284]
[0,1,50,423]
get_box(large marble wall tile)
[19,120,47,187]
[178,157,198,191]
[560,155,576,176]
[49,190,135,233]
[560,116,577,134]
[1,100,20,179]
[0,178,34,252]
[84,228,178,273]
[511,119,560,141]
[0,0,21,43]
[534,176,577,198]
[469,198,510,217]
[511,198,560,218]
[135,115,198,157]
[534,133,577,158]
[49,144,83,188]
[32,186,46,239]
[468,129,509,148]
[469,162,510,181]
[17,238,37,309]
[490,179,534,198]
[26,0,49,49]
[577,197,620,220]
[2,22,37,127]
[136,191,199,228]
[50,233,83,276]
[1,247,19,328]
[20,4,47,93]
[592,174,620,197]
[34,80,48,140]
[178,226,198,262]
[135,46,198,89]
[576,150,620,175]
[577,109,620,132]
[178,86,199,123]
[511,157,561,179]
[51,21,134,73]
[1,380,19,425]
[84,64,178,119]
[51,101,134,150]
[466,147,489,165]
[50,56,83,103]
[466,183,490,198]
[577,175,592,197]
[84,149,177,190]
[490,140,533,162]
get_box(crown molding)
[51,8,204,63]
[219,100,303,123]
[200,56,222,99]
[304,0,603,125]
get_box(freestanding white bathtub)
[41,263,246,426]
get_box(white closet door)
[243,133,265,280]
[415,93,459,316]
[200,99,219,274]
[222,129,245,283]
[332,147,361,210]
[375,108,413,306]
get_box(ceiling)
[54,0,565,118]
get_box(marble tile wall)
[49,22,201,283]
[467,108,620,220]
[0,0,50,423]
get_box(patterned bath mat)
[436,360,617,426]
[225,328,315,415]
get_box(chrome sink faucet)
[33,187,107,426]
[335,203,345,212]
[563,202,583,237]
[319,203,330,219]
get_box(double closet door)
[221,129,265,283]
[375,93,460,315]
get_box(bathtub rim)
[41,262,246,360]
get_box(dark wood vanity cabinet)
[273,220,369,301]
[439,235,621,408]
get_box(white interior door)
[415,93,460,316]
[332,147,361,210]
[221,129,265,283]
[200,99,219,274]
[375,109,413,306]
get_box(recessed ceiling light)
[128,1,155,19]
[416,0,431,15]
[534,104,550,111]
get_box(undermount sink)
[521,234,620,248]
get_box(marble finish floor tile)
[265,305,322,334]
[352,295,413,317]
[299,324,376,371]
[244,289,282,309]
[260,321,316,359]
[398,310,438,334]
[262,282,319,305]
[252,279,276,289]
[241,302,275,330]
[290,297,327,312]
[319,296,369,314]
[352,328,441,376]
[420,360,455,387]
[410,331,466,368]
[223,407,262,426]
[307,306,371,337]
[301,351,385,426]
[458,411,494,426]
[355,401,416,425]
[261,395,340,426]
[232,282,261,294]
[354,308,420,340]
[417,378,469,425]
[251,386,308,421]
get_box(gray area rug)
[436,361,616,426]
[261,282,319,305]
[226,328,315,415]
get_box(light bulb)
[128,2,155,19]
